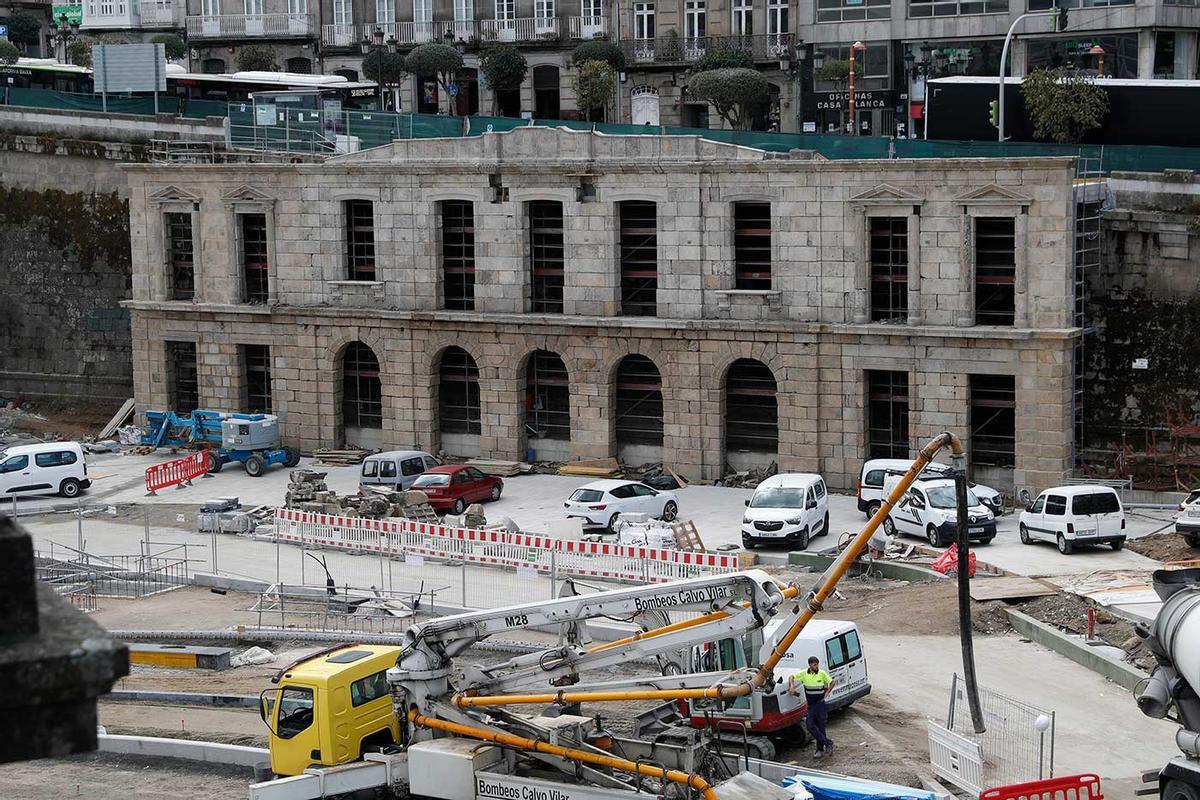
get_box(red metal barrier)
[981,774,1104,800]
[145,450,209,495]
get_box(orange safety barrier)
[981,774,1104,800]
[145,450,209,495]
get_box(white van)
[741,473,829,550]
[684,619,869,734]
[1018,485,1126,554]
[359,450,440,491]
[858,458,1005,519]
[0,442,90,499]
[882,474,996,547]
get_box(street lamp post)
[360,27,397,109]
[47,13,80,65]
[849,40,865,136]
[1089,44,1106,76]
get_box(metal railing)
[138,0,182,27]
[35,545,192,599]
[150,138,217,163]
[323,15,606,47]
[622,32,791,65]
[185,12,315,38]
[946,673,1055,788]
[249,582,449,633]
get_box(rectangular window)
[350,671,390,707]
[166,341,199,413]
[333,0,350,25]
[731,0,751,35]
[454,0,473,19]
[684,0,705,38]
[345,200,376,282]
[767,0,787,34]
[241,344,272,413]
[619,201,657,317]
[240,213,269,304]
[529,200,564,314]
[496,0,514,21]
[974,216,1016,325]
[414,0,431,22]
[869,217,908,322]
[733,201,771,290]
[377,0,394,22]
[813,43,889,90]
[909,0,1006,16]
[633,1,655,37]
[866,370,908,459]
[970,374,1015,467]
[582,0,601,17]
[165,212,195,301]
[535,0,553,17]
[442,201,476,311]
[817,0,889,22]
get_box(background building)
[124,126,1083,492]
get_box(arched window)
[341,342,382,431]
[725,359,778,456]
[615,355,663,450]
[525,350,570,443]
[439,347,481,436]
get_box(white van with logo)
[858,458,1005,519]
[1018,485,1126,554]
[882,474,996,547]
[741,473,829,550]
[0,442,90,499]
[359,450,440,491]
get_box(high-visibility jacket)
[796,669,833,704]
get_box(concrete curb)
[1004,608,1148,691]
[98,733,268,768]
[787,551,945,583]
[108,690,259,708]
[193,573,274,593]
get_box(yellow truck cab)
[261,644,402,776]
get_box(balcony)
[622,33,791,66]
[139,0,183,27]
[186,12,315,39]
[321,15,606,48]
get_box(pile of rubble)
[283,469,439,522]
[715,461,778,488]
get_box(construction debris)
[96,399,136,440]
[466,459,529,477]
[559,457,621,477]
[716,461,778,488]
[285,469,331,507]
[669,520,706,551]
[312,448,372,466]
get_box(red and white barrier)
[981,774,1103,800]
[145,451,209,495]
[272,508,738,584]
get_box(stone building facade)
[123,127,1080,493]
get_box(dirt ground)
[93,586,262,633]
[1127,530,1200,563]
[0,398,119,444]
[0,752,252,800]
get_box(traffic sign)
[0,25,9,39]
[448,81,459,97]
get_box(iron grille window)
[733,202,771,290]
[817,0,889,22]
[975,217,1016,325]
[725,359,778,452]
[241,344,272,413]
[615,354,663,447]
[342,342,382,429]
[866,370,909,459]
[529,201,564,313]
[439,346,481,435]
[869,217,908,322]
[908,0,1006,16]
[970,374,1015,467]
[166,212,194,301]
[166,341,198,413]
[619,201,658,316]
[442,201,476,311]
[345,200,376,282]
[240,213,270,303]
[526,350,570,440]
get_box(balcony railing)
[186,12,315,38]
[139,0,182,27]
[622,33,791,65]
[322,15,605,48]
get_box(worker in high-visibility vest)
[789,656,835,757]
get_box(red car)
[411,465,504,514]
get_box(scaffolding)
[1072,155,1106,470]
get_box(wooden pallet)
[669,520,705,552]
[559,457,621,478]
[467,459,527,477]
[312,448,370,466]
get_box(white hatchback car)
[1176,488,1200,547]
[1018,485,1126,554]
[882,476,996,547]
[858,458,1005,519]
[563,479,680,532]
[741,473,829,550]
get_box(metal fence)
[929,673,1055,796]
[35,546,192,599]
[247,581,449,634]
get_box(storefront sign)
[813,90,896,111]
[52,4,83,24]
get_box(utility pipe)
[455,432,963,709]
[409,709,717,800]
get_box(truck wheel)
[1187,534,1200,548]
[207,452,224,474]
[244,454,266,478]
[58,478,81,498]
[1057,534,1074,555]
[927,525,944,548]
[283,447,301,468]
[1164,780,1200,800]
[866,501,881,520]
[1111,538,1124,551]
[797,526,810,550]
[1019,524,1031,544]
[882,516,896,536]
[742,537,757,550]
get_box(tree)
[817,59,850,85]
[0,40,19,65]
[67,39,93,68]
[8,13,43,51]
[689,47,753,73]
[479,45,527,115]
[236,44,277,72]
[404,43,464,114]
[1022,67,1110,144]
[572,40,624,71]
[685,68,769,130]
[572,59,614,121]
[151,33,187,62]
[362,51,407,109]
